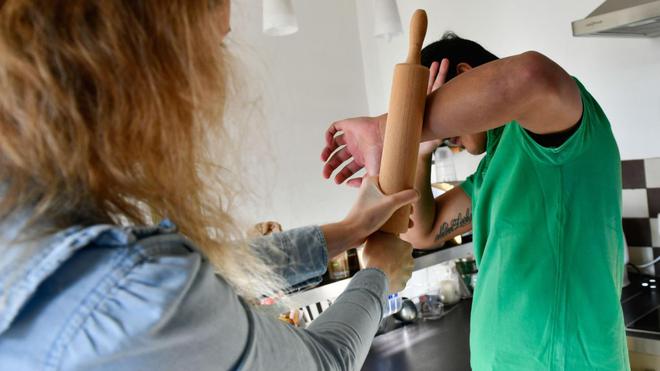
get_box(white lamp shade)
[263,0,299,36]
[373,0,402,40]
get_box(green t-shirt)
[461,78,628,370]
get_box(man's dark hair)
[421,32,498,81]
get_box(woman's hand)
[248,221,283,238]
[343,176,418,245]
[362,232,414,294]
[321,176,417,258]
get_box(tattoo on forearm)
[435,208,472,241]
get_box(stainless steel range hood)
[572,0,660,37]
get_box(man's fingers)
[321,146,333,162]
[439,58,450,75]
[335,160,362,184]
[320,135,346,162]
[325,122,340,146]
[430,58,450,93]
[427,61,440,94]
[433,58,450,92]
[321,131,347,162]
[322,147,352,179]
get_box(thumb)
[387,189,419,209]
[359,175,383,194]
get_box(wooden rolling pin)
[378,9,429,234]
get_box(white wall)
[227,1,660,229]
[356,0,660,164]
[229,1,369,229]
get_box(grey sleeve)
[249,226,329,289]
[60,237,387,371]
[239,268,388,371]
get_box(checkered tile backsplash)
[622,157,660,276]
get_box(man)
[321,32,628,370]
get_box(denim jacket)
[0,220,387,371]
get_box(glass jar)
[328,252,350,280]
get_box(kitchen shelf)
[287,242,474,308]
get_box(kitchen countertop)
[362,300,472,371]
[362,273,659,371]
[622,273,660,340]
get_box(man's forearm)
[419,51,581,141]
[401,154,436,246]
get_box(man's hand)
[427,58,449,95]
[419,139,442,159]
[418,58,448,160]
[321,59,450,187]
[321,115,385,187]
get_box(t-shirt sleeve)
[511,77,606,165]
[460,174,475,200]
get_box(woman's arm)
[60,237,399,371]
[249,226,332,289]
[241,233,413,370]
[242,269,388,370]
[249,177,418,288]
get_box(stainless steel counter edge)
[286,243,474,308]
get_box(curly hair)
[0,0,285,299]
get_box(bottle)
[346,248,361,277]
[328,252,350,280]
[434,146,457,184]
[383,293,403,318]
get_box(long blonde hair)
[0,0,285,299]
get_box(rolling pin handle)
[406,9,428,65]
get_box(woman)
[0,1,417,370]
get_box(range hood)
[572,0,660,37]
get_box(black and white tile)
[622,158,660,276]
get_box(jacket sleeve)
[249,226,329,290]
[58,235,387,371]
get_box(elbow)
[400,232,421,248]
[511,51,563,106]
[506,51,569,132]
